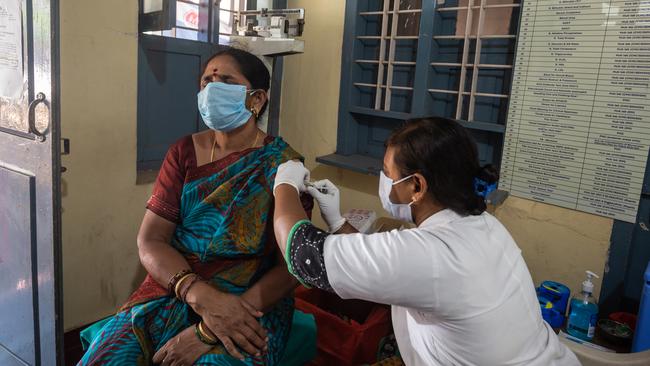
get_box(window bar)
[437,3,520,12]
[359,11,384,15]
[354,83,414,91]
[231,0,246,34]
[390,85,414,91]
[430,62,513,69]
[374,0,391,110]
[428,89,509,98]
[430,62,465,67]
[356,60,416,66]
[455,0,475,119]
[175,25,198,31]
[472,92,508,98]
[360,9,422,15]
[358,35,418,40]
[437,6,467,11]
[433,34,515,40]
[468,0,487,121]
[479,64,513,69]
[383,2,401,111]
[470,3,521,9]
[208,0,215,43]
[480,34,516,39]
[355,82,380,88]
[428,88,458,94]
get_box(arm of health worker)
[273,184,436,310]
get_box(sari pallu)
[80,137,304,366]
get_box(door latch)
[61,138,70,155]
[61,138,70,173]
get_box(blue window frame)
[318,0,522,175]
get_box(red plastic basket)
[295,287,392,366]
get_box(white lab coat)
[323,209,579,366]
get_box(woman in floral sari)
[79,48,311,365]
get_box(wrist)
[327,216,346,233]
[186,281,216,315]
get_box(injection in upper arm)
[305,181,328,194]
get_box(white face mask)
[379,171,415,223]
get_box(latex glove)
[273,160,310,195]
[306,179,346,233]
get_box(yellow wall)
[280,0,614,298]
[60,0,149,330]
[58,0,614,331]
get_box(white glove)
[273,160,310,196]
[306,179,346,233]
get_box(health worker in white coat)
[271,117,579,366]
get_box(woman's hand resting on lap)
[186,281,268,360]
[153,325,212,366]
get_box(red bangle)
[180,275,203,303]
[168,269,193,293]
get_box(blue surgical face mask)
[197,82,257,132]
[378,171,415,223]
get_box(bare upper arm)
[137,209,177,248]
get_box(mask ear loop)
[391,174,415,186]
[391,174,417,206]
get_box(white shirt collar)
[418,208,463,228]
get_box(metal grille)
[353,0,422,113]
[429,0,520,122]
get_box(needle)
[305,182,328,194]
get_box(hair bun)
[477,164,499,184]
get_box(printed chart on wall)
[0,0,23,99]
[500,0,650,223]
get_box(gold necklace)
[210,130,261,162]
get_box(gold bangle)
[168,269,192,292]
[198,321,216,342]
[198,321,218,343]
[195,323,218,345]
[174,273,194,299]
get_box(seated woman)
[79,48,311,366]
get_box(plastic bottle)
[567,270,600,341]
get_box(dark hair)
[202,47,271,116]
[386,117,499,216]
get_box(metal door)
[0,0,62,364]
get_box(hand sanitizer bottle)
[567,270,599,341]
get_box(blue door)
[0,0,63,365]
[601,154,650,315]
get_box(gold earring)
[251,107,259,119]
